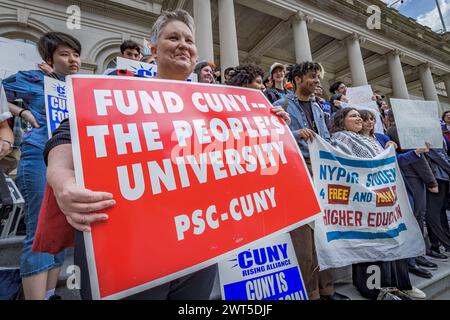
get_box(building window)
[103,53,120,72]
[106,58,117,70]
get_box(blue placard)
[219,234,308,301]
[45,77,68,137]
[322,101,331,114]
[223,266,307,300]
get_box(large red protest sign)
[66,75,321,299]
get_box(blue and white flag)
[116,56,157,77]
[218,233,307,300]
[44,77,68,138]
[322,101,331,115]
[309,136,425,269]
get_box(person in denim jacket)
[273,62,349,300]
[273,66,330,161]
[2,32,81,300]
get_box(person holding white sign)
[2,31,82,300]
[423,148,450,258]
[359,109,441,280]
[441,111,450,154]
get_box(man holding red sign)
[38,10,319,300]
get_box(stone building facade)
[1,0,449,110]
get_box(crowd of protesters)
[1,8,450,301]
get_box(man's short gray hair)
[150,9,195,46]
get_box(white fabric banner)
[309,136,425,270]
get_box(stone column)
[386,50,409,99]
[346,34,368,86]
[419,63,439,101]
[292,11,312,62]
[193,0,214,62]
[443,74,450,103]
[218,0,239,74]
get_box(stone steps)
[2,237,450,300]
[333,255,450,300]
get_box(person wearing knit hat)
[264,62,289,104]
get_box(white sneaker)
[402,287,426,299]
